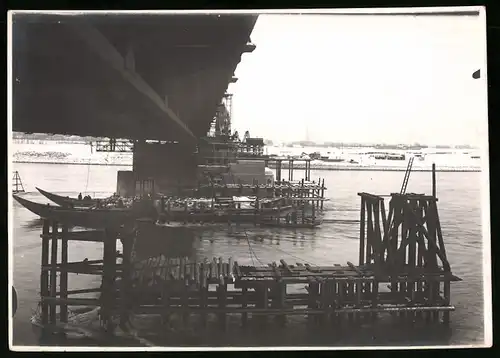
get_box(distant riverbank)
[12,160,481,172]
[11,141,483,173]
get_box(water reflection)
[133,222,196,261]
[12,166,485,346]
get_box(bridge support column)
[116,171,135,198]
[132,141,197,196]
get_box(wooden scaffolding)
[357,191,458,323]
[13,171,25,193]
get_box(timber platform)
[34,191,462,338]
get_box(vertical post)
[443,280,451,325]
[278,282,286,327]
[432,163,436,198]
[366,201,373,265]
[40,220,50,325]
[218,280,227,331]
[321,179,325,210]
[60,225,69,323]
[49,221,58,324]
[374,200,383,265]
[311,199,315,224]
[200,262,207,328]
[347,282,354,323]
[241,286,248,328]
[120,233,133,328]
[161,281,170,327]
[371,280,379,320]
[102,229,117,332]
[261,284,269,327]
[355,281,362,322]
[160,196,165,214]
[182,279,190,329]
[338,281,345,324]
[330,280,338,327]
[400,200,408,268]
[277,200,281,225]
[359,196,366,266]
[184,201,188,224]
[390,198,399,266]
[416,278,423,320]
[417,202,424,268]
[408,201,417,269]
[307,280,320,324]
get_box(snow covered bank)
[12,142,133,166]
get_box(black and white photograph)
[8,7,492,350]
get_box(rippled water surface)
[11,162,488,347]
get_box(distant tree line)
[280,141,476,149]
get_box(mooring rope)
[243,229,264,266]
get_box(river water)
[11,162,488,347]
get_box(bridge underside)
[12,14,257,142]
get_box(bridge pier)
[132,140,198,196]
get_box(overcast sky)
[228,13,487,146]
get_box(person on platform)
[78,193,82,201]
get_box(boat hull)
[13,195,136,229]
[14,195,296,229]
[36,187,99,208]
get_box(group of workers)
[77,193,92,201]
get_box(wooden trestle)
[37,192,461,334]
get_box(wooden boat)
[13,195,142,229]
[36,187,100,208]
[14,195,295,228]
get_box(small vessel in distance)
[367,152,406,160]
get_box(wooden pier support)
[35,187,460,336]
[101,229,118,332]
[119,232,133,328]
[40,221,50,325]
[241,286,249,328]
[60,225,69,323]
[49,221,58,324]
[357,191,457,325]
[257,284,269,328]
[217,280,228,330]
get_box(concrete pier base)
[117,171,135,197]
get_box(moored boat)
[13,195,142,229]
[36,187,102,208]
[14,194,298,229]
